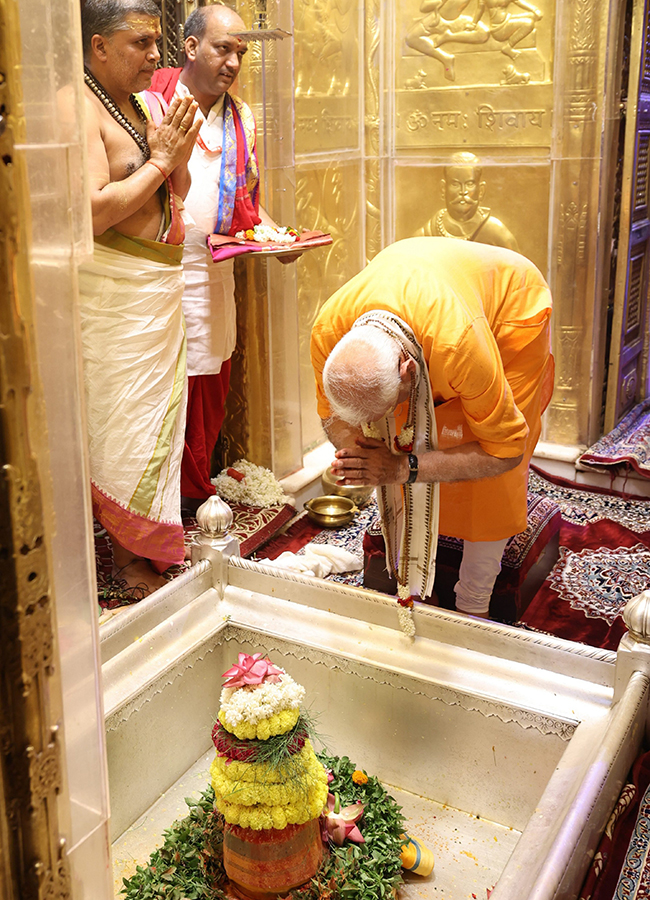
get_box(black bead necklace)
[83,67,150,160]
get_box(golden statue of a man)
[415,152,519,251]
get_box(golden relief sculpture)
[294,0,360,154]
[414,151,519,250]
[397,0,553,150]
[405,0,544,85]
[405,0,491,83]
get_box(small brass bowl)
[321,466,374,507]
[305,495,358,528]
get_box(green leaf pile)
[121,751,405,900]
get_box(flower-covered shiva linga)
[210,653,329,899]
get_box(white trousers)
[453,537,510,616]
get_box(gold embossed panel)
[294,0,362,154]
[393,159,549,271]
[395,0,555,149]
[296,159,365,451]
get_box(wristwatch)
[406,453,418,485]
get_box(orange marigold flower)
[352,770,368,785]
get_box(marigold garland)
[218,706,299,740]
[211,741,315,788]
[213,772,328,830]
[121,751,405,900]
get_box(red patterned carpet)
[578,398,650,479]
[520,468,650,650]
[578,750,650,900]
[96,502,295,610]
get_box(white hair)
[323,325,402,427]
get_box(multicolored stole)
[215,94,261,236]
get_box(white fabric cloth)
[353,312,440,600]
[174,81,236,377]
[260,543,363,579]
[454,537,510,615]
[78,242,187,527]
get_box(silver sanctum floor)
[111,749,520,900]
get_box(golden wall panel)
[393,160,550,271]
[364,0,383,260]
[296,96,361,154]
[395,0,555,149]
[296,160,365,451]
[294,0,361,155]
[542,0,616,445]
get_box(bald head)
[184,4,245,42]
[323,326,403,427]
[182,4,248,111]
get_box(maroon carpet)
[96,503,295,610]
[578,749,650,900]
[578,398,650,479]
[520,467,650,650]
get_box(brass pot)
[305,495,358,528]
[321,466,374,507]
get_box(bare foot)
[106,530,169,600]
[111,558,168,599]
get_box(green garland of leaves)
[121,751,405,900]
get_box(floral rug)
[519,467,650,650]
[577,398,650,479]
[96,503,295,611]
[578,749,650,900]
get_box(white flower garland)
[235,224,297,244]
[397,605,416,639]
[396,425,414,449]
[211,459,293,508]
[361,422,382,439]
[219,672,306,728]
[397,584,416,639]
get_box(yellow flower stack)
[211,654,328,898]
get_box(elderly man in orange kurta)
[310,237,554,618]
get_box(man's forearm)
[91,161,167,234]
[331,433,523,487]
[171,163,191,200]
[416,443,523,485]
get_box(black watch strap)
[406,453,418,484]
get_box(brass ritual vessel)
[305,495,358,528]
[321,465,374,507]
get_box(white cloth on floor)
[260,543,362,579]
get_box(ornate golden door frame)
[2,0,112,896]
[605,0,650,430]
[1,3,73,896]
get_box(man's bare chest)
[98,106,148,182]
